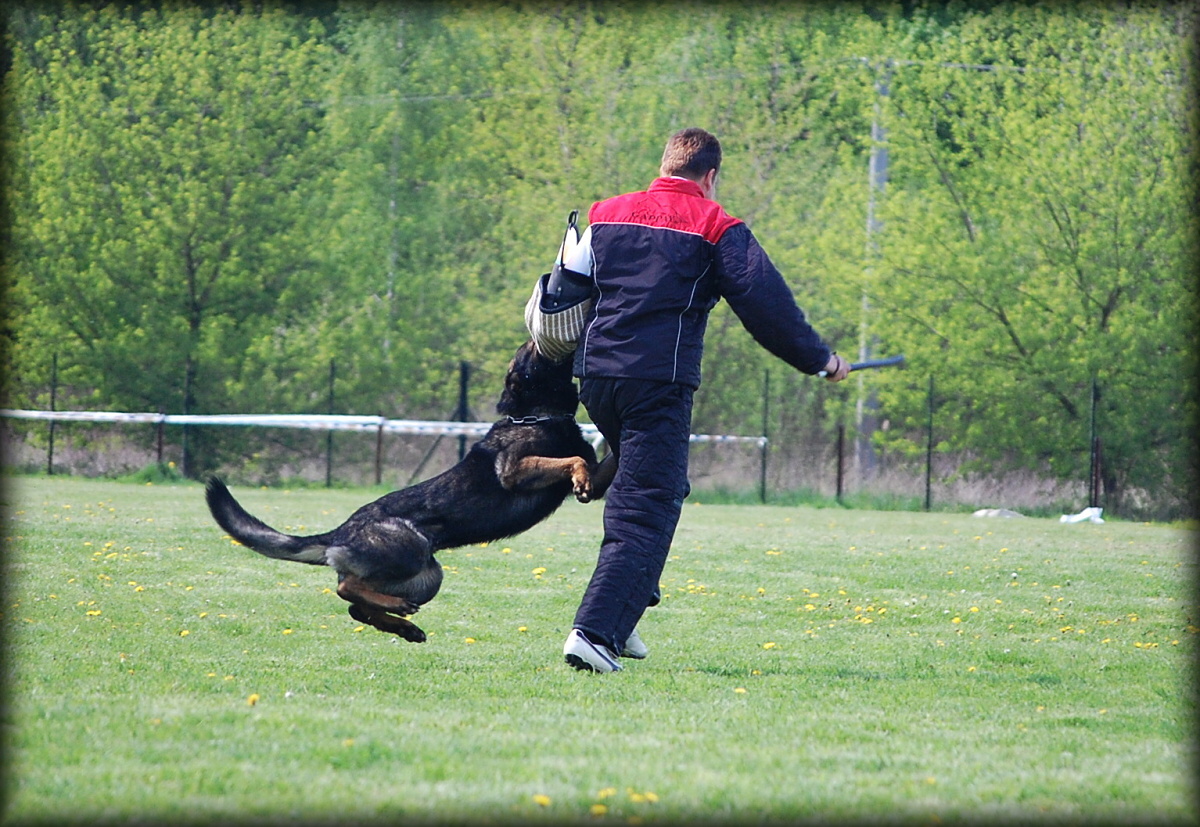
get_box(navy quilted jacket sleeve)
[714,223,832,376]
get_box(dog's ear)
[497,343,532,415]
[504,358,524,393]
[510,341,540,382]
[517,339,538,365]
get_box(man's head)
[659,128,722,191]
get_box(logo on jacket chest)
[627,207,692,231]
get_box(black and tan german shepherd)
[205,341,613,643]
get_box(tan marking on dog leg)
[337,574,419,616]
[499,455,592,500]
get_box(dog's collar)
[507,414,575,426]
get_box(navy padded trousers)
[573,377,693,654]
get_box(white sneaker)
[621,627,648,659]
[563,629,622,673]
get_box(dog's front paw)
[572,466,593,503]
[573,481,593,503]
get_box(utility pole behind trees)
[856,60,892,483]
[852,57,1037,487]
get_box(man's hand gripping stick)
[818,354,906,377]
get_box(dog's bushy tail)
[205,478,330,565]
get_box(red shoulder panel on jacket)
[588,178,743,244]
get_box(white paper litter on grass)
[1060,506,1105,524]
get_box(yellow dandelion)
[465,637,476,644]
[762,641,777,649]
[518,626,528,633]
[247,693,260,706]
[630,792,647,803]
[282,628,294,635]
[532,794,551,807]
[597,787,617,799]
[644,792,659,803]
[590,804,607,816]
[734,687,748,694]
[179,629,190,636]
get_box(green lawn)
[2,475,1194,824]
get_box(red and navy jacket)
[572,176,832,389]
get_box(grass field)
[2,475,1195,825]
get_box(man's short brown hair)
[659,128,722,179]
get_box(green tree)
[283,3,477,421]
[4,2,1192,514]
[868,4,1197,517]
[4,4,333,475]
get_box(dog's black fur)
[205,341,614,642]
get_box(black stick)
[819,354,906,376]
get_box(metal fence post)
[157,411,165,467]
[375,416,384,487]
[836,422,846,503]
[760,369,769,504]
[325,359,335,487]
[47,353,57,475]
[457,361,470,461]
[1088,377,1100,507]
[925,374,934,511]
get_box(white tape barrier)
[0,408,766,447]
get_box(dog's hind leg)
[347,604,427,643]
[337,574,421,616]
[392,556,444,605]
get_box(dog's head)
[496,341,579,417]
